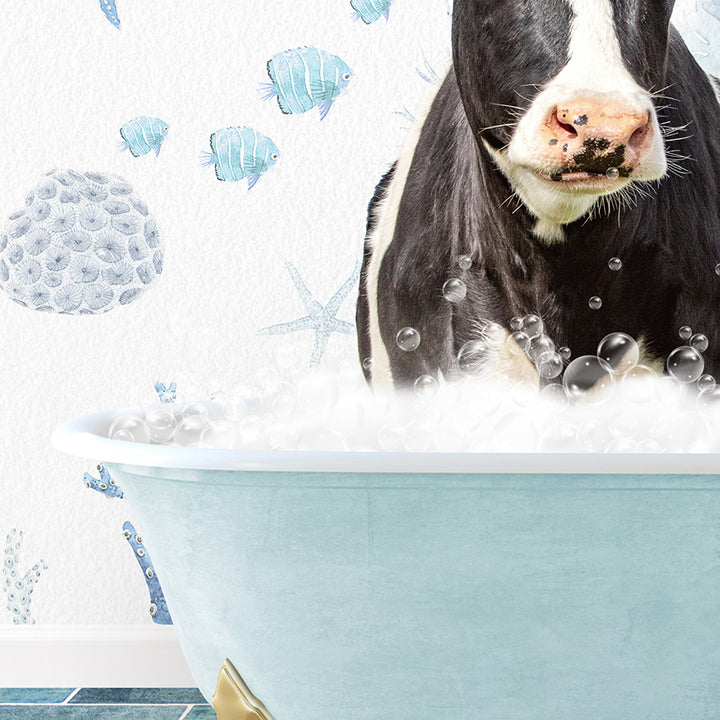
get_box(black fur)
[357,2,720,388]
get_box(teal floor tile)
[0,708,184,719]
[184,706,217,719]
[69,688,206,705]
[0,689,75,704]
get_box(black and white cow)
[357,0,720,389]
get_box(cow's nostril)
[628,119,650,151]
[550,109,578,140]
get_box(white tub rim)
[52,408,720,475]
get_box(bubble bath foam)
[54,409,720,720]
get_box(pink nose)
[543,98,652,172]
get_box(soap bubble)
[521,314,543,339]
[562,355,615,405]
[510,316,523,331]
[679,325,692,340]
[666,346,704,383]
[506,331,530,355]
[588,296,602,310]
[362,357,373,371]
[145,407,176,443]
[457,339,497,375]
[690,333,709,352]
[458,255,472,270]
[609,413,638,439]
[109,414,150,443]
[221,397,248,422]
[538,353,563,378]
[528,335,555,364]
[414,374,439,398]
[558,346,571,361]
[200,420,238,449]
[606,167,620,179]
[608,257,622,271]
[378,423,407,452]
[698,374,716,393]
[182,401,209,420]
[442,278,467,302]
[621,364,658,403]
[596,332,639,374]
[540,382,568,402]
[237,414,262,447]
[396,327,421,352]
[716,263,720,276]
[174,415,209,445]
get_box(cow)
[356,0,720,391]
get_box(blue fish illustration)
[83,464,124,499]
[200,126,280,190]
[122,522,172,625]
[351,0,392,23]
[258,47,354,121]
[154,381,177,403]
[99,0,120,28]
[118,117,169,158]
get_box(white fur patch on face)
[497,0,667,234]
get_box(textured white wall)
[0,0,450,624]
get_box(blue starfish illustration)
[258,262,360,368]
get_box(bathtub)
[54,409,720,720]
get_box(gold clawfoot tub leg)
[212,658,276,720]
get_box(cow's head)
[453,0,674,241]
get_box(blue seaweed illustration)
[201,127,280,190]
[259,47,354,121]
[99,0,120,28]
[2,530,47,625]
[122,522,172,625]
[154,381,177,403]
[258,262,360,367]
[83,464,124,499]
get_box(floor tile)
[0,689,75,704]
[184,706,217,719]
[69,688,206,705]
[0,707,184,719]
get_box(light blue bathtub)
[54,410,720,719]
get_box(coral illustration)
[83,464,124,499]
[2,530,47,625]
[201,127,280,189]
[0,169,164,314]
[258,261,360,367]
[154,381,177,404]
[259,47,354,121]
[122,522,172,625]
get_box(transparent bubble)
[562,355,615,405]
[222,397,248,422]
[678,325,692,340]
[236,414,262,447]
[403,422,438,452]
[506,331,530,355]
[528,335,555,364]
[458,255,472,270]
[716,263,720,276]
[510,316,523,331]
[558,346,571,361]
[109,414,150,443]
[540,382,568,403]
[608,257,622,271]
[690,333,709,352]
[521,314,543,339]
[609,413,638,439]
[698,374,716,393]
[182,401,209,420]
[396,327,421,352]
[697,385,720,411]
[666,346,704,383]
[442,278,467,302]
[457,339,497,375]
[596,332,639,374]
[200,420,238,449]
[173,415,209,446]
[588,296,602,310]
[538,353,564,378]
[145,407,177,443]
[414,374,439,398]
[621,364,658,403]
[362,357,373,371]
[606,167,620,179]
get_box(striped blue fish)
[99,0,120,28]
[351,0,392,24]
[118,117,169,157]
[200,126,280,190]
[258,47,354,121]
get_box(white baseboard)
[0,625,196,687]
